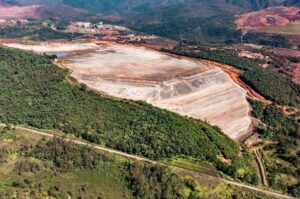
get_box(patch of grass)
[163,157,219,177]
[44,168,132,199]
[74,169,131,198]
[21,40,39,45]
[195,181,233,199]
[28,157,42,164]
[7,153,18,161]
[0,182,7,192]
[0,131,17,143]
[261,22,300,36]
[232,186,278,199]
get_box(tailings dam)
[5,42,253,140]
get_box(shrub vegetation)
[0,26,83,40]
[0,131,270,198]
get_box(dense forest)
[0,46,258,183]
[138,16,290,46]
[162,48,300,107]
[137,15,242,45]
[243,33,290,48]
[0,26,83,40]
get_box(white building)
[97,21,104,28]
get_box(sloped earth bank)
[236,6,300,33]
[4,42,253,140]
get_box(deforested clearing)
[4,42,253,140]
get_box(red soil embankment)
[236,6,300,32]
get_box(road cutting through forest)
[0,123,296,199]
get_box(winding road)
[0,124,296,199]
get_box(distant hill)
[236,6,300,32]
[1,0,92,20]
[10,0,300,14]
[284,0,300,6]
[7,0,300,44]
[58,0,300,13]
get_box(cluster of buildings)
[72,21,157,42]
[74,21,98,29]
[101,33,158,43]
[73,21,111,33]
[121,34,157,42]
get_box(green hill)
[0,46,258,183]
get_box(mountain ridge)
[4,0,300,44]
[9,0,300,14]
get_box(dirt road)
[0,124,295,199]
[254,149,268,186]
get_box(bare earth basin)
[4,42,253,140]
